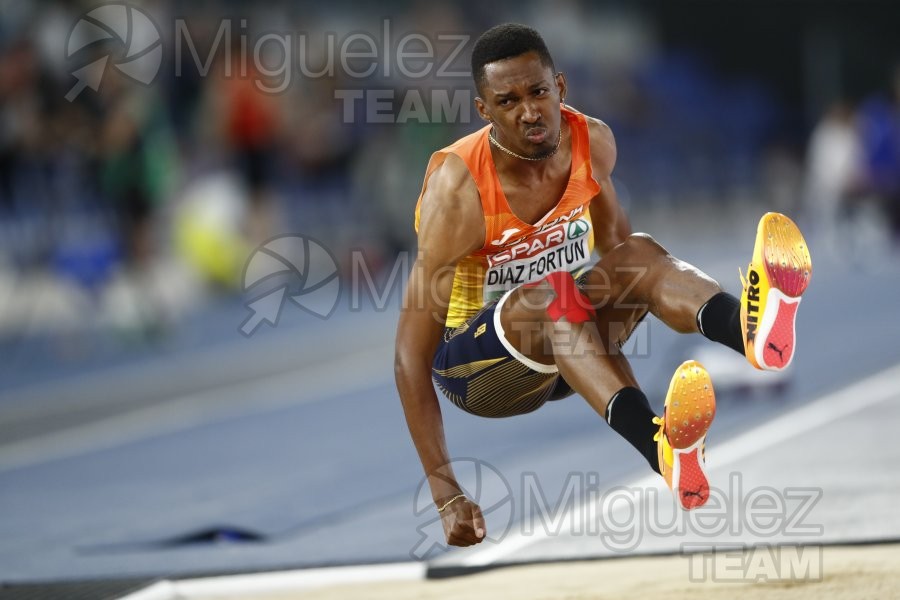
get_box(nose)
[520,101,540,124]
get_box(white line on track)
[0,343,394,472]
[0,313,396,421]
[118,563,426,600]
[457,361,900,567]
[117,363,900,599]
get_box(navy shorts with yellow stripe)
[432,292,574,418]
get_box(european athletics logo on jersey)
[567,219,589,240]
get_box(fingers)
[472,504,486,539]
[444,500,487,547]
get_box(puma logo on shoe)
[767,342,787,361]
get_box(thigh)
[595,303,649,351]
[580,270,649,350]
[433,300,566,418]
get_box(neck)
[490,119,570,176]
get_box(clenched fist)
[439,496,486,547]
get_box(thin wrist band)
[436,494,467,513]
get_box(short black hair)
[471,24,555,95]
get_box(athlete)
[395,24,812,548]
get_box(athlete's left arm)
[586,118,632,254]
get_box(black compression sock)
[696,292,745,356]
[605,387,660,474]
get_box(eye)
[498,98,512,107]
[535,88,549,96]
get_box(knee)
[505,272,595,325]
[501,284,553,329]
[527,272,596,324]
[619,232,667,258]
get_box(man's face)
[476,51,566,160]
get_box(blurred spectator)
[98,79,177,269]
[857,68,900,244]
[218,47,282,245]
[803,101,864,249]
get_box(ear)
[474,96,491,122]
[555,72,568,104]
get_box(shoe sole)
[664,360,716,510]
[754,213,812,370]
[672,438,708,510]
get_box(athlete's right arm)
[395,154,486,547]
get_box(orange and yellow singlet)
[416,105,601,328]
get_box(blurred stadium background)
[1,0,899,598]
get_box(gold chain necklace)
[488,127,562,161]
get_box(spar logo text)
[489,224,566,268]
[484,217,592,293]
[488,206,586,249]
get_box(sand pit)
[283,543,900,600]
